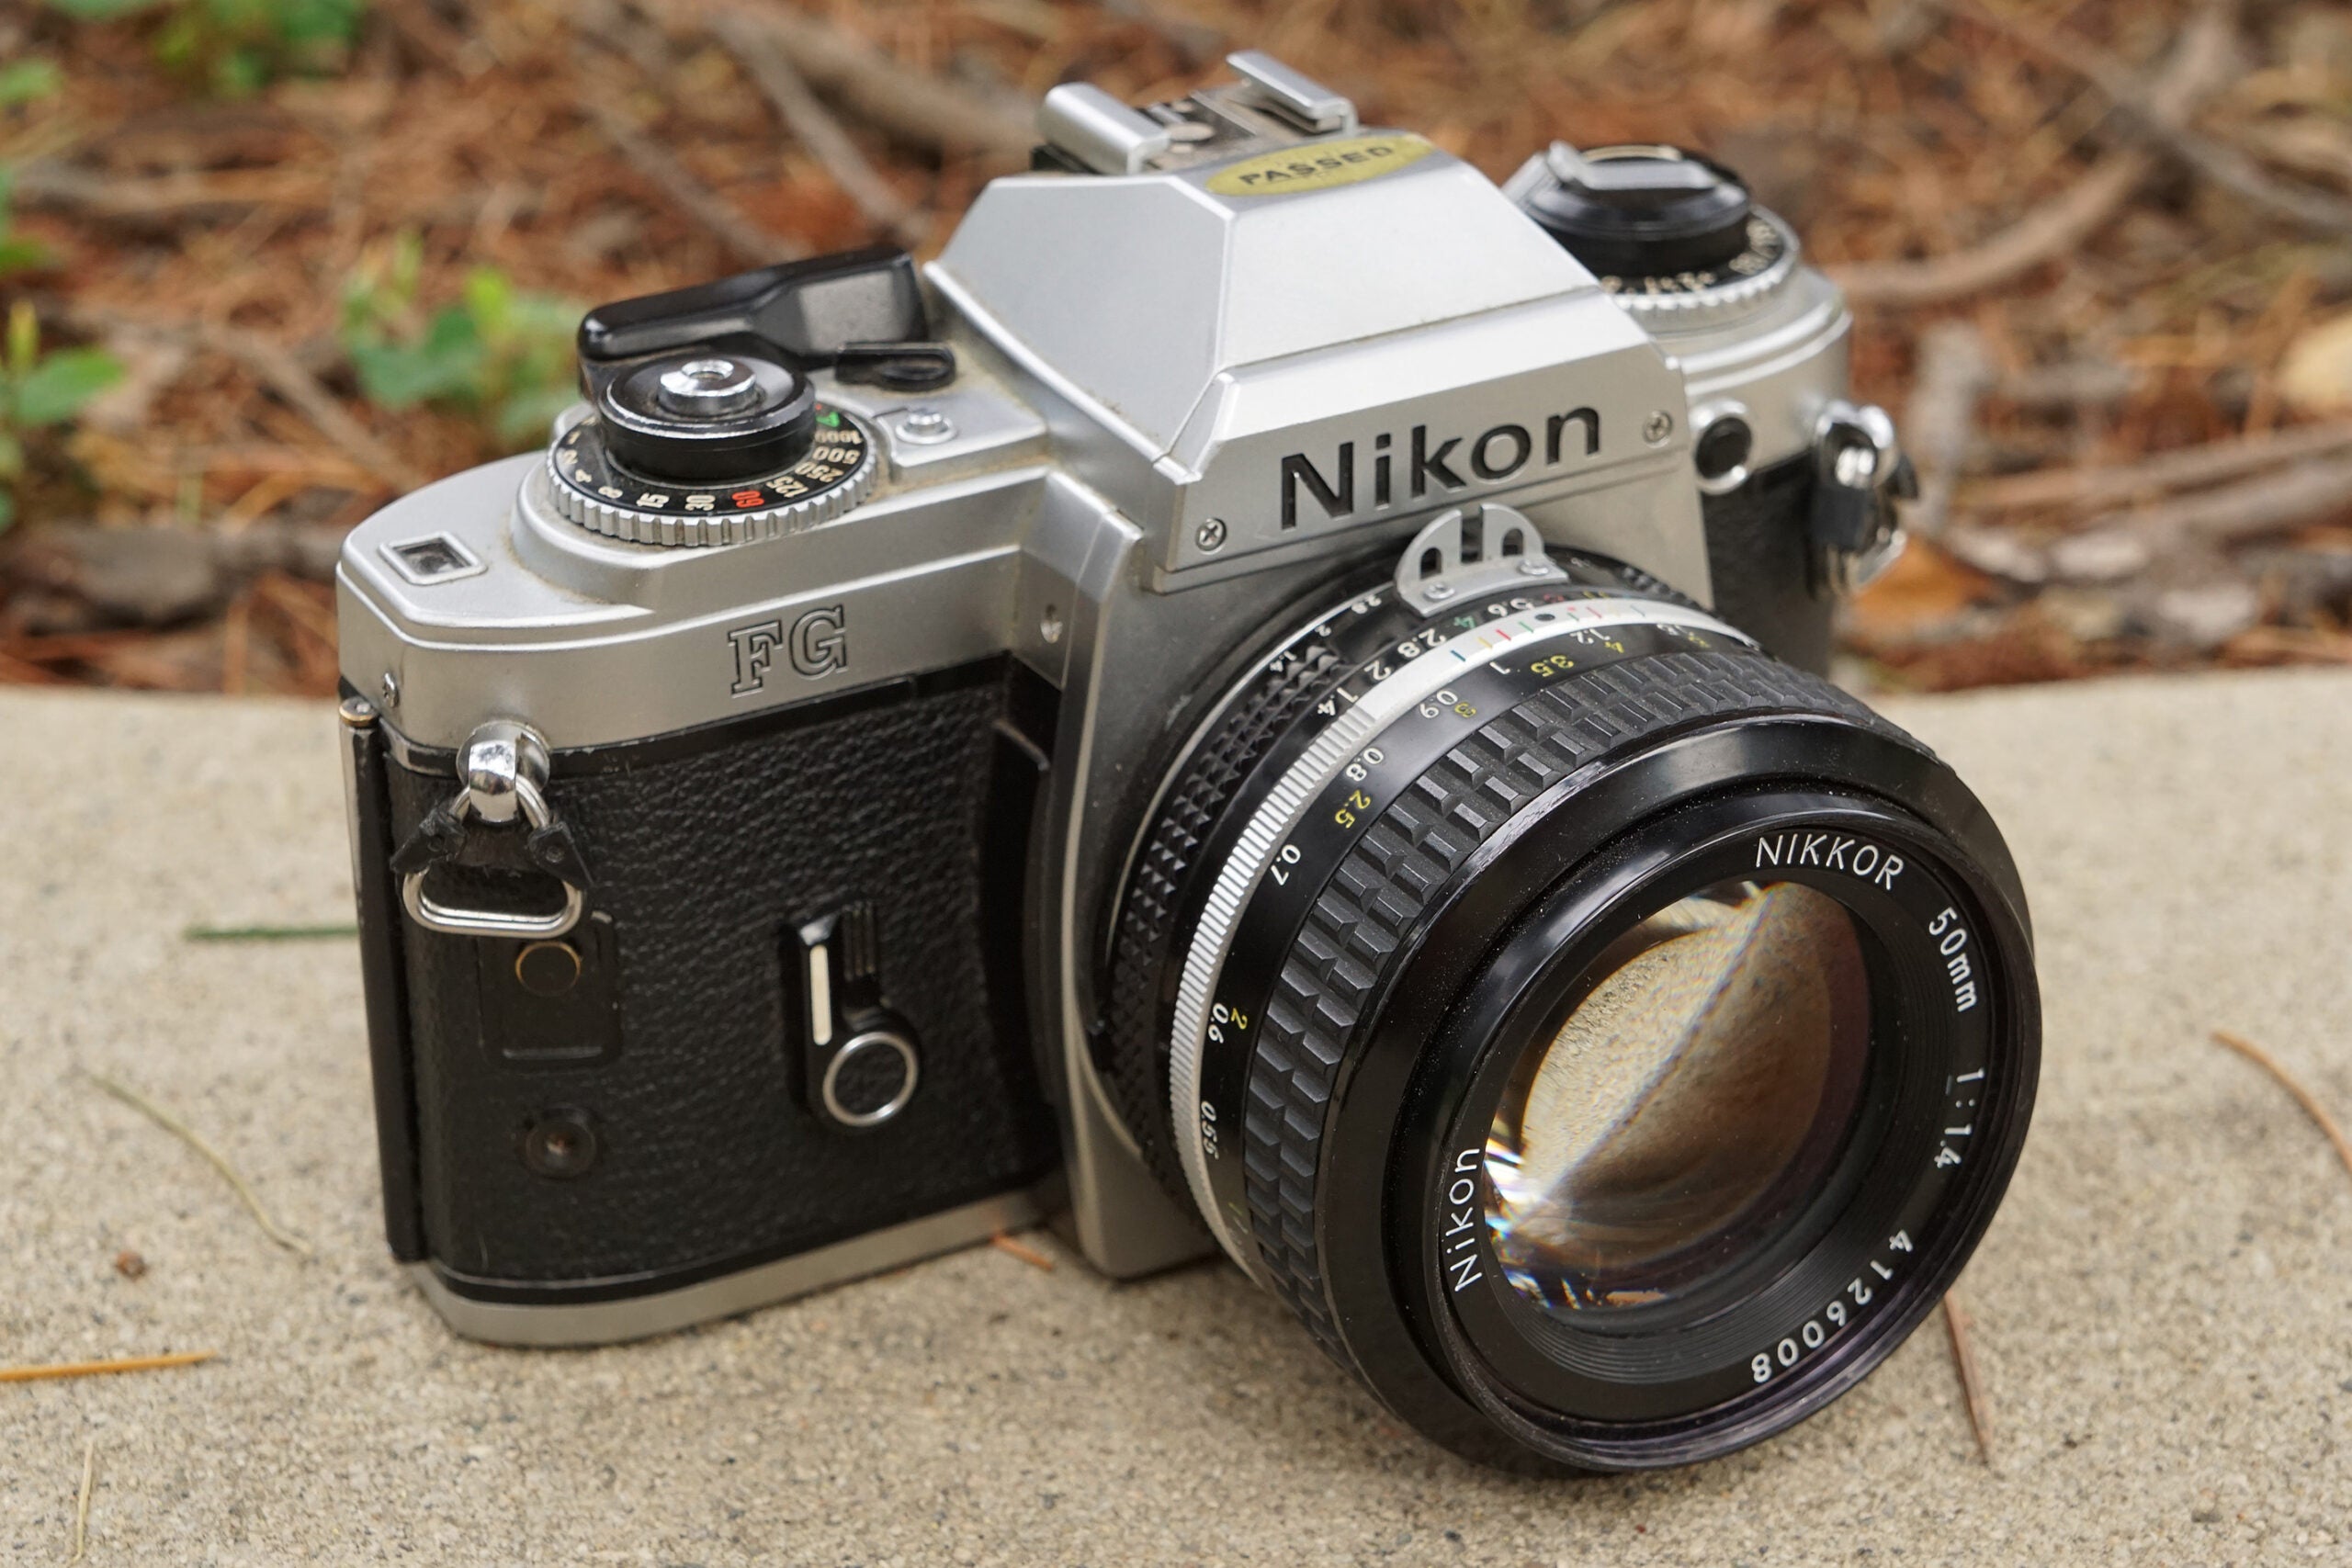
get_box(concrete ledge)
[2,670,2347,1563]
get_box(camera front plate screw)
[1644,411,1676,444]
[1195,517,1228,553]
[1517,557,1554,577]
[378,671,400,709]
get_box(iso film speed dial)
[1505,142,1798,324]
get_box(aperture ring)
[1229,653,1894,1356]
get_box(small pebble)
[113,1249,147,1280]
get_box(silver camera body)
[337,54,1910,1345]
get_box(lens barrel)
[1101,550,2038,1472]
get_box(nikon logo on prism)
[1276,408,1602,532]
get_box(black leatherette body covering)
[1702,454,1834,675]
[380,669,1059,1294]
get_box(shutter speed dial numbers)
[546,406,876,547]
[1594,212,1798,322]
[1505,142,1801,327]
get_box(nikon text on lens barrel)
[336,52,2039,1473]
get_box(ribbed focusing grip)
[1101,641,1344,1198]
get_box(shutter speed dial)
[545,348,876,548]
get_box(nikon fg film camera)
[337,54,2040,1472]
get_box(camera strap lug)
[393,721,591,941]
[1393,503,1566,616]
[1807,400,1917,598]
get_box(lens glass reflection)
[1484,880,1870,1316]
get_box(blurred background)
[0,0,2347,695]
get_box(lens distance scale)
[546,404,876,547]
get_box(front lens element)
[1484,880,1870,1316]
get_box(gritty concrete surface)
[0,670,2347,1567]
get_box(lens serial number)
[1749,1230,1913,1384]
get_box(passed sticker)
[1203,134,1437,198]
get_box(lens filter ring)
[1386,786,2036,1466]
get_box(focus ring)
[1240,651,1891,1356]
[1102,641,1344,1198]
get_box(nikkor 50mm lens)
[1102,547,2038,1472]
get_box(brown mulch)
[3,0,2350,694]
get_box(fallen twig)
[1995,359,2148,411]
[989,1232,1055,1271]
[689,3,1035,159]
[1902,321,1995,538]
[53,305,419,492]
[1942,1293,1995,1464]
[574,90,798,267]
[184,923,359,942]
[1835,6,2236,306]
[1101,0,1226,65]
[0,1351,216,1386]
[12,163,330,224]
[215,329,423,492]
[1950,0,2352,237]
[2211,1030,2352,1180]
[1961,420,2352,513]
[85,1072,314,1258]
[2049,451,2352,581]
[66,1438,94,1564]
[5,522,345,632]
[373,0,486,77]
[713,13,924,244]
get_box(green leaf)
[45,0,166,18]
[211,47,269,97]
[492,383,575,449]
[461,266,513,339]
[0,60,65,107]
[6,302,37,378]
[15,347,124,425]
[277,0,365,48]
[0,488,16,535]
[0,236,52,276]
[348,307,484,407]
